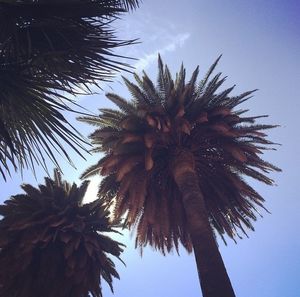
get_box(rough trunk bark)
[172,150,236,297]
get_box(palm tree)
[0,0,140,180]
[79,55,281,297]
[0,169,124,297]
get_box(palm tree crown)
[0,0,140,179]
[0,169,124,297]
[80,55,280,254]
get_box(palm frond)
[197,54,222,96]
[0,67,90,179]
[123,75,150,106]
[0,1,139,88]
[119,0,141,10]
[106,92,137,114]
[0,0,141,179]
[175,62,186,94]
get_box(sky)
[2,0,300,296]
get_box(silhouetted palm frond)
[0,0,139,87]
[119,0,141,10]
[0,64,90,180]
[0,169,124,297]
[0,0,141,179]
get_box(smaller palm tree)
[0,169,124,297]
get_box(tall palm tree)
[79,56,281,297]
[0,169,124,297]
[0,0,140,180]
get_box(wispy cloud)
[75,31,191,101]
[134,32,191,72]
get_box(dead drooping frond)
[0,0,141,179]
[79,55,281,254]
[0,169,124,297]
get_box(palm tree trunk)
[172,150,236,297]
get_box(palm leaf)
[0,0,141,179]
[0,67,91,179]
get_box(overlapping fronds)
[119,0,141,9]
[79,55,280,254]
[0,0,141,179]
[0,0,140,86]
[0,169,124,297]
[0,64,90,180]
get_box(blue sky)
[2,1,300,296]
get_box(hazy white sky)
[2,1,300,297]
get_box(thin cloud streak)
[134,32,191,72]
[76,32,191,101]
